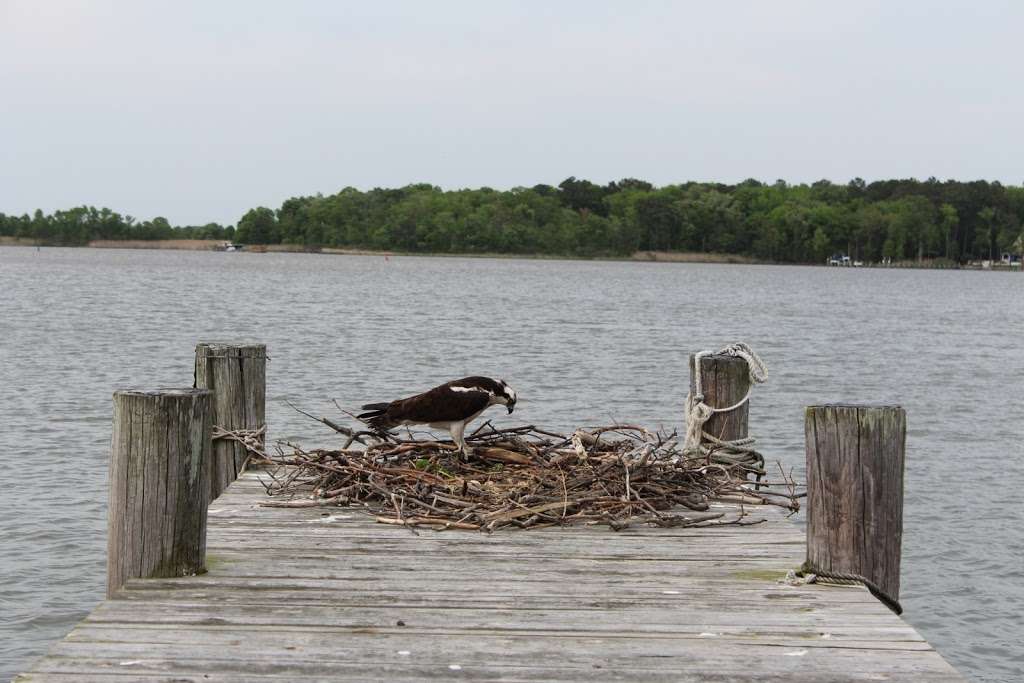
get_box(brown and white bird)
[357,376,517,453]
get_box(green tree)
[811,226,831,261]
[938,204,959,260]
[975,206,996,259]
[558,177,609,217]
[236,207,278,244]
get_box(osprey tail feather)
[357,402,393,430]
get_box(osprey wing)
[389,385,491,424]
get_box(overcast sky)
[1,1,1020,226]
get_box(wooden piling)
[805,404,906,602]
[194,342,267,502]
[688,353,750,443]
[108,388,211,598]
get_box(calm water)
[0,247,1021,682]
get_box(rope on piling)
[683,342,768,475]
[212,425,267,457]
[801,564,904,615]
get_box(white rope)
[213,424,268,458]
[683,343,768,457]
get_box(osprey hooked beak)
[499,379,517,415]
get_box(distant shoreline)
[2,236,1018,270]
[0,236,767,263]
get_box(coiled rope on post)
[683,343,768,468]
[212,424,268,460]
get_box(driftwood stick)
[259,495,352,508]
[376,516,480,530]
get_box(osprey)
[358,376,517,453]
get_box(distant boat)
[215,242,243,252]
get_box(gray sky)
[2,0,1021,226]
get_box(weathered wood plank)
[102,596,890,619]
[33,655,950,680]
[66,622,929,646]
[117,579,883,603]
[186,557,803,581]
[42,643,940,680]
[16,671,970,683]
[16,667,966,683]
[198,543,806,561]
[37,643,950,671]
[78,604,929,633]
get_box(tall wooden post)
[688,353,750,444]
[805,404,906,602]
[194,342,267,502]
[108,389,211,598]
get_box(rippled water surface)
[1,247,1021,682]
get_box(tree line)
[0,206,235,244]
[3,177,1023,263]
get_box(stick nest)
[242,409,801,533]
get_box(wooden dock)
[17,470,963,682]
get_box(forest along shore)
[4,178,1024,265]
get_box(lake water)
[0,246,1021,682]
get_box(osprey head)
[498,379,517,414]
